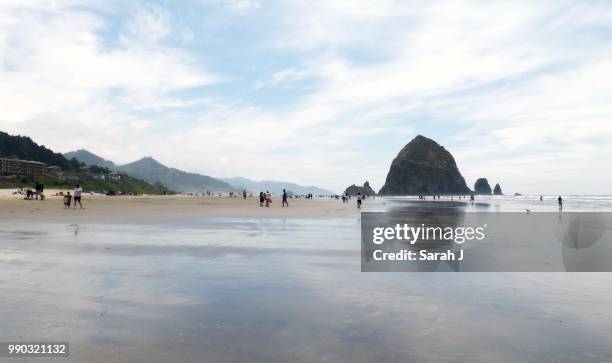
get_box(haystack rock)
[493,183,503,195]
[474,178,492,195]
[378,135,472,195]
[345,181,376,196]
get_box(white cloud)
[122,5,172,45]
[253,0,612,193]
[1,1,612,193]
[203,0,260,12]
[0,1,219,161]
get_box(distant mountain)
[119,157,235,193]
[65,149,330,194]
[222,176,334,195]
[64,149,117,169]
[1,131,71,169]
[65,149,235,192]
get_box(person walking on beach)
[259,192,264,207]
[540,196,543,201]
[357,192,362,209]
[243,189,247,199]
[265,191,271,207]
[558,196,563,210]
[282,189,289,207]
[73,184,83,209]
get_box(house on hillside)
[46,166,62,176]
[102,172,122,181]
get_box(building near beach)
[0,158,50,176]
[102,172,122,181]
[46,165,62,176]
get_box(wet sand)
[1,195,612,362]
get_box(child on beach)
[63,192,72,209]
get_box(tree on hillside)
[0,131,71,169]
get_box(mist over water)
[1,199,612,362]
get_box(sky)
[1,0,612,194]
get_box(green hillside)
[0,175,164,195]
[0,131,71,169]
[0,131,166,194]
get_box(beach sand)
[0,191,368,222]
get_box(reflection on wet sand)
[1,201,612,362]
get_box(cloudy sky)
[1,0,612,194]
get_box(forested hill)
[0,131,71,169]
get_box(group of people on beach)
[258,189,290,207]
[259,191,272,207]
[62,184,83,209]
[17,182,46,200]
[341,192,365,208]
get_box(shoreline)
[2,188,612,225]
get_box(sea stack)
[493,183,503,195]
[378,135,472,195]
[345,181,376,196]
[474,178,492,195]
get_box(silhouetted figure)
[540,196,543,201]
[35,182,44,200]
[357,193,362,209]
[470,195,474,203]
[282,189,289,207]
[558,196,563,210]
[259,192,264,207]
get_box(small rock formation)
[378,135,472,195]
[493,183,503,195]
[345,181,376,196]
[474,178,492,195]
